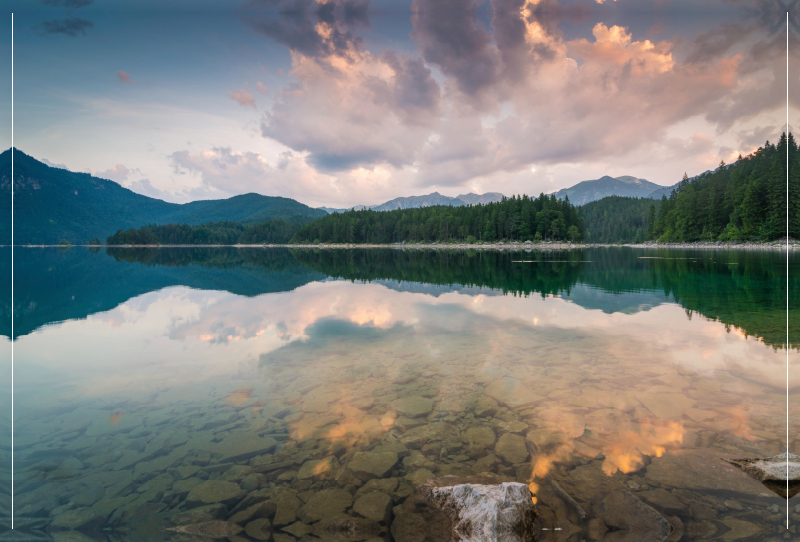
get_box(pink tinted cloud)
[228,89,257,109]
[117,71,134,83]
[256,82,269,94]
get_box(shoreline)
[10,240,798,250]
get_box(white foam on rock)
[428,482,536,542]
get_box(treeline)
[582,196,659,244]
[652,133,798,241]
[289,194,586,244]
[106,217,311,245]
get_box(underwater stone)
[313,514,382,542]
[167,520,243,537]
[298,456,339,480]
[353,492,393,523]
[600,490,672,542]
[494,434,529,465]
[297,488,353,523]
[164,503,227,526]
[186,480,246,507]
[464,427,496,449]
[273,494,303,526]
[244,518,273,540]
[390,396,435,418]
[49,508,102,530]
[349,452,399,479]
[484,379,542,410]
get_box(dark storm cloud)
[36,17,94,36]
[41,0,94,8]
[490,0,530,84]
[410,0,498,96]
[381,52,441,124]
[242,0,369,57]
[684,23,756,64]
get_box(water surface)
[1,247,797,541]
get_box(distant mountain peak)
[320,191,506,214]
[554,175,665,205]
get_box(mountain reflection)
[2,246,796,349]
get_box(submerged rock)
[725,452,800,498]
[166,520,243,538]
[600,490,672,542]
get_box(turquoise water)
[0,247,797,541]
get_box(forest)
[652,133,798,241]
[581,196,659,244]
[289,193,586,244]
[106,217,309,245]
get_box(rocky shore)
[281,239,799,251]
[66,239,800,250]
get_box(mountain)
[554,175,664,205]
[320,191,505,213]
[646,170,711,200]
[0,149,326,244]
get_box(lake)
[1,246,797,541]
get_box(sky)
[0,0,797,208]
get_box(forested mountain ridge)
[652,133,798,241]
[579,134,797,243]
[0,149,325,244]
[290,193,586,244]
[581,196,659,244]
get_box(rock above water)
[600,490,672,542]
[495,434,529,465]
[390,396,435,418]
[726,452,800,498]
[349,452,399,478]
[393,477,536,542]
[428,482,537,542]
[186,480,246,508]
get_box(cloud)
[127,178,172,200]
[736,125,780,150]
[41,0,93,7]
[166,146,418,208]
[117,71,134,84]
[410,0,498,98]
[256,81,269,94]
[242,0,369,59]
[261,43,440,171]
[96,163,135,182]
[228,89,257,108]
[40,158,69,170]
[36,17,94,36]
